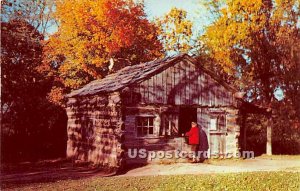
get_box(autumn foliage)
[156,7,194,54]
[202,0,299,102]
[44,0,163,89]
[201,0,300,154]
[1,0,300,163]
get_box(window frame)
[135,116,156,138]
[209,113,227,132]
[160,113,178,137]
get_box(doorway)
[178,107,197,136]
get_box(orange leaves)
[47,86,65,106]
[45,0,162,89]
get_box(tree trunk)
[266,117,272,155]
[242,113,247,151]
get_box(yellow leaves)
[202,0,300,99]
[202,0,263,75]
[156,7,194,53]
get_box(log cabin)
[65,54,242,169]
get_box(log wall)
[66,92,125,168]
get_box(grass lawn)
[258,154,300,160]
[3,172,300,191]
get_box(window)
[160,114,178,136]
[136,116,155,137]
[210,118,217,131]
[210,114,226,131]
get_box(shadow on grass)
[0,158,116,190]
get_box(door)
[178,107,197,136]
[209,113,227,156]
[210,134,226,156]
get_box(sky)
[143,0,284,101]
[144,0,211,35]
[47,0,211,36]
[144,0,200,19]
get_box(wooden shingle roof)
[67,54,188,97]
[67,53,237,98]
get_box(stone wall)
[66,92,125,168]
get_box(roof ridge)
[66,53,238,98]
[66,54,188,97]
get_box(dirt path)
[118,158,300,177]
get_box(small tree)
[156,7,194,54]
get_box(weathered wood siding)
[123,106,193,163]
[197,108,240,156]
[123,60,235,106]
[120,60,240,162]
[66,92,125,168]
[66,55,242,166]
[123,106,240,163]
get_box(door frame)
[178,107,197,136]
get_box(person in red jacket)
[185,122,200,162]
